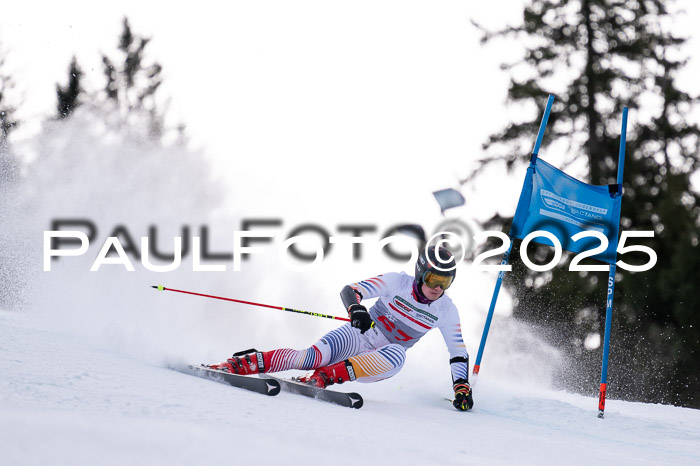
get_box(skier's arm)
[343,275,394,301]
[339,283,371,333]
[340,285,362,309]
[340,274,397,334]
[439,309,474,411]
[438,307,470,384]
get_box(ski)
[180,364,281,396]
[259,374,363,409]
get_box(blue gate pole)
[471,243,512,384]
[598,265,617,418]
[531,94,555,163]
[598,107,628,418]
[471,95,555,386]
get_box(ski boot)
[207,349,267,375]
[296,360,356,388]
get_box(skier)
[208,245,474,411]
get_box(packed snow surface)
[1,310,698,466]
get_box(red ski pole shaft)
[151,285,351,322]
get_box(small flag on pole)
[509,159,622,264]
[433,188,465,213]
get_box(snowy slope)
[2,310,699,466]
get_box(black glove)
[348,304,372,334]
[452,379,473,411]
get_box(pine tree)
[470,0,700,407]
[0,43,22,311]
[101,17,164,139]
[56,56,83,119]
[0,44,19,184]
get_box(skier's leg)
[349,343,407,383]
[265,322,368,371]
[299,333,408,388]
[263,346,324,372]
[298,343,406,387]
[208,323,366,374]
[207,346,323,374]
[209,324,407,383]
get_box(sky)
[3,2,699,225]
[0,2,543,224]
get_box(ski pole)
[151,285,351,322]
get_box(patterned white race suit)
[264,272,469,383]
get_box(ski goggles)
[422,271,454,290]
